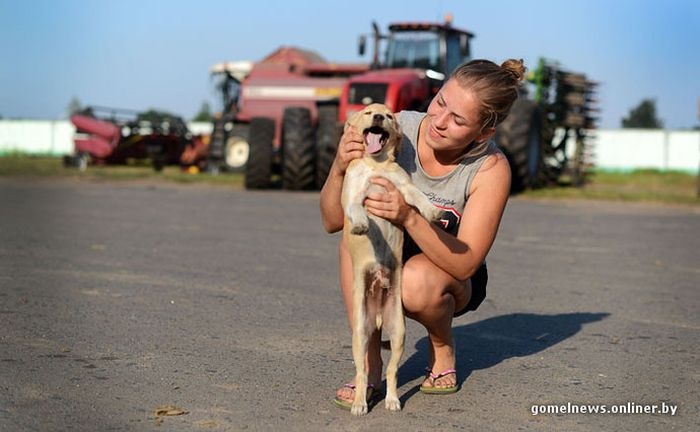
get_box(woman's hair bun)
[501,58,526,84]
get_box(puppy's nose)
[372,113,385,123]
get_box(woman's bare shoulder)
[471,150,511,193]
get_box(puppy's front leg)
[345,203,369,235]
[402,184,442,222]
[377,173,442,222]
[344,175,371,235]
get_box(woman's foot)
[335,365,382,405]
[420,368,458,394]
[334,361,383,408]
[420,342,458,393]
[333,382,380,410]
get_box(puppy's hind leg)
[383,269,405,412]
[351,266,370,416]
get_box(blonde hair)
[449,58,526,158]
[451,58,526,129]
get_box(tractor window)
[445,33,465,76]
[386,32,440,70]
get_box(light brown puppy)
[341,104,442,415]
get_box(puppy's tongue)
[365,132,383,154]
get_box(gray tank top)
[396,110,498,237]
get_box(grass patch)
[0,156,244,187]
[1,156,697,205]
[520,169,699,205]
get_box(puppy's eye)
[386,114,394,119]
[363,111,372,115]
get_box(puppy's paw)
[423,205,443,223]
[347,205,369,235]
[350,221,369,235]
[351,402,368,416]
[385,397,401,412]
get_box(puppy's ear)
[390,112,402,154]
[344,110,361,132]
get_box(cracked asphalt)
[0,178,698,431]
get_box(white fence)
[0,120,76,156]
[0,120,698,173]
[0,120,213,157]
[593,129,699,172]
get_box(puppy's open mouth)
[363,126,389,155]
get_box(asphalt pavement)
[0,178,698,431]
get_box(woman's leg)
[336,238,383,402]
[401,254,472,389]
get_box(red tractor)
[213,18,595,191]
[332,19,596,191]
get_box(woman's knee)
[401,256,449,314]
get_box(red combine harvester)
[206,47,368,188]
[65,106,199,171]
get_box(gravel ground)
[0,178,698,431]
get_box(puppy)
[341,104,442,415]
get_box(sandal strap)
[341,383,375,390]
[429,368,457,380]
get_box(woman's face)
[424,79,494,153]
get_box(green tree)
[137,108,179,123]
[192,101,212,122]
[621,99,663,128]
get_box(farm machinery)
[206,17,597,191]
[65,106,200,171]
[205,47,368,189]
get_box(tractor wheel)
[315,104,341,189]
[153,155,165,172]
[223,124,249,173]
[495,98,543,192]
[245,117,274,189]
[281,107,315,190]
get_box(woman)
[320,59,524,406]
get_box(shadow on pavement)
[398,312,609,403]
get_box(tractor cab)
[384,21,473,81]
[341,19,474,120]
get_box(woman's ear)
[478,127,496,144]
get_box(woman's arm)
[319,126,365,233]
[364,152,511,281]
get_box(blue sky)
[1,0,698,129]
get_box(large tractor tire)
[223,124,249,173]
[315,104,341,189]
[281,107,315,190]
[245,117,274,189]
[495,98,543,192]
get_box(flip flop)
[333,383,380,410]
[420,368,459,394]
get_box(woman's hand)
[364,177,417,226]
[333,126,365,175]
